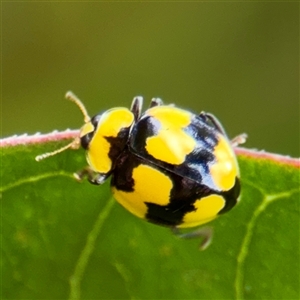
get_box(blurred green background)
[2,2,299,157]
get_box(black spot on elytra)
[217,177,240,215]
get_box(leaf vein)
[68,197,115,300]
[235,185,298,300]
[0,171,74,193]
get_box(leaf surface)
[1,136,299,299]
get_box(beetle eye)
[80,121,97,149]
[80,131,94,149]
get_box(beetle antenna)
[35,138,80,162]
[35,91,90,162]
[65,91,90,123]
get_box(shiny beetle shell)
[36,93,242,229]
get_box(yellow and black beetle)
[37,92,246,231]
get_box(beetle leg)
[199,112,228,136]
[200,113,248,147]
[130,96,143,121]
[171,226,213,251]
[74,166,109,185]
[231,133,248,147]
[150,98,164,107]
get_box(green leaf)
[1,133,299,300]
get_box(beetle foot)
[172,226,213,251]
[231,133,248,147]
[74,167,108,185]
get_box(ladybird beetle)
[36,92,246,230]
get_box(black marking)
[105,127,132,172]
[145,172,212,227]
[187,115,219,149]
[145,163,212,226]
[217,177,240,215]
[129,115,160,155]
[111,149,140,192]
